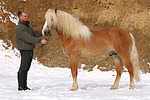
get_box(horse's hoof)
[110,85,118,90]
[129,84,135,90]
[69,87,78,91]
[110,87,118,90]
[129,86,135,90]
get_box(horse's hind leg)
[123,57,135,89]
[111,55,123,90]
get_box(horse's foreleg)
[69,54,79,91]
[111,55,123,90]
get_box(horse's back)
[91,27,132,45]
[80,27,132,58]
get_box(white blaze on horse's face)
[42,20,48,36]
[42,17,55,36]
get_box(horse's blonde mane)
[45,9,93,41]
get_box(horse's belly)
[80,48,109,59]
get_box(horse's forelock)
[45,9,57,28]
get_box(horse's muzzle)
[44,28,51,36]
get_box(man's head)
[18,10,28,21]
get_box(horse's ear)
[55,9,57,14]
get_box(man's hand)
[41,39,48,44]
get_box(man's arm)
[16,28,41,44]
[32,29,43,37]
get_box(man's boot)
[18,71,25,90]
[18,71,30,91]
[23,71,31,90]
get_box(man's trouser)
[18,50,33,89]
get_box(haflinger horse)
[42,9,140,91]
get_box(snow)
[1,40,150,100]
[0,5,19,25]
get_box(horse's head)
[42,9,57,36]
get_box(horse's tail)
[129,33,140,82]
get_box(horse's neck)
[56,28,73,46]
[56,29,65,42]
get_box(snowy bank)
[0,40,150,100]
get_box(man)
[16,10,49,91]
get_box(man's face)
[19,12,28,21]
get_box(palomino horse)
[42,9,140,91]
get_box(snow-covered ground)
[0,40,150,100]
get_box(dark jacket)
[16,20,42,50]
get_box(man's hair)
[18,10,26,17]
